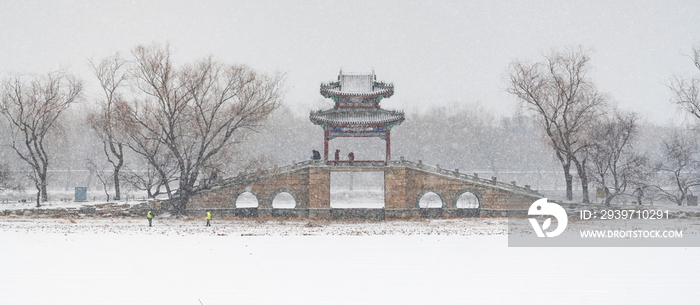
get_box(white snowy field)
[1,218,699,305]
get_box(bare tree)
[86,158,113,202]
[87,53,128,200]
[508,46,606,202]
[651,130,700,206]
[123,162,169,199]
[0,71,83,204]
[0,162,16,191]
[121,142,179,200]
[670,46,700,120]
[587,110,649,205]
[197,144,232,190]
[124,43,283,215]
[122,109,178,199]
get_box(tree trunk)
[564,171,573,201]
[173,191,190,216]
[573,158,590,204]
[556,151,574,201]
[40,171,48,203]
[581,181,590,203]
[113,168,121,201]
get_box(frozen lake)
[1,218,698,304]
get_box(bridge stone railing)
[209,160,323,191]
[198,158,539,197]
[389,158,539,195]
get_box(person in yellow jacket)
[147,210,153,227]
[205,211,211,227]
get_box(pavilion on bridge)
[309,69,404,166]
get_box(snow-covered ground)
[1,217,699,305]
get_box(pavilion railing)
[328,160,386,166]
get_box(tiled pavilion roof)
[310,108,404,126]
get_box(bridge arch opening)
[454,189,481,209]
[235,191,259,208]
[270,190,297,209]
[417,189,445,208]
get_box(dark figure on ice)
[312,150,321,160]
[206,211,211,226]
[634,188,644,205]
[348,152,354,165]
[334,149,340,161]
[147,210,153,227]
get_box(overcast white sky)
[1,0,699,124]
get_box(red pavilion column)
[385,129,391,164]
[324,129,329,162]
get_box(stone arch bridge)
[188,159,542,220]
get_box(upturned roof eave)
[320,88,394,99]
[309,114,405,127]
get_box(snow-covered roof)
[320,70,393,98]
[340,73,373,93]
[310,108,405,126]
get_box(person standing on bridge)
[206,211,212,227]
[348,152,354,165]
[147,210,153,227]
[334,149,340,161]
